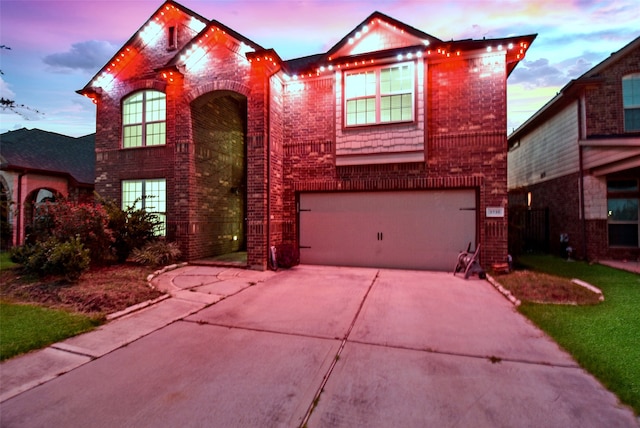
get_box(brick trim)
[185,80,251,103]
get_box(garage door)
[299,190,476,271]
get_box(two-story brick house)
[79,0,535,270]
[508,35,640,261]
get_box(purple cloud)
[43,40,117,72]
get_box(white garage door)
[299,190,476,271]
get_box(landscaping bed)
[495,269,602,305]
[0,264,164,316]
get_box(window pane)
[624,108,640,132]
[146,122,166,146]
[346,71,375,98]
[622,74,640,107]
[401,93,412,120]
[146,92,166,122]
[122,180,142,209]
[123,96,143,125]
[346,100,357,125]
[381,64,412,95]
[144,179,166,213]
[123,125,143,148]
[608,224,639,247]
[145,179,167,236]
[608,198,639,221]
[381,94,412,123]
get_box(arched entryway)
[24,188,61,244]
[190,90,248,260]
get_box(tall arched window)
[623,73,640,132]
[122,90,166,148]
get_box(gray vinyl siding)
[508,101,579,189]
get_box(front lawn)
[513,254,640,415]
[0,259,164,360]
[0,302,100,361]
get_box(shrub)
[99,197,162,263]
[30,200,113,264]
[131,241,181,267]
[276,243,299,269]
[12,237,90,281]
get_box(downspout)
[578,94,588,260]
[267,74,272,269]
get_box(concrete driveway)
[1,265,637,427]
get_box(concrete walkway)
[1,265,637,427]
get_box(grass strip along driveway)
[513,255,640,415]
[0,302,99,361]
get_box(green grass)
[0,251,18,270]
[515,254,640,415]
[0,302,100,361]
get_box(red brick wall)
[94,25,513,269]
[281,53,511,268]
[519,173,585,257]
[585,46,640,136]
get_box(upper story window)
[345,61,414,127]
[122,90,166,148]
[622,73,640,132]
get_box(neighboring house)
[508,35,640,261]
[78,0,535,270]
[0,128,95,248]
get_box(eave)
[0,163,92,188]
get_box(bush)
[12,237,89,281]
[131,241,181,267]
[30,200,113,264]
[100,197,162,263]
[276,243,299,269]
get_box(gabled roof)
[283,11,535,77]
[164,18,263,69]
[79,1,535,94]
[325,11,441,60]
[509,34,640,144]
[80,0,211,95]
[0,128,95,186]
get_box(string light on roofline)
[294,37,530,81]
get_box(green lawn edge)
[515,255,640,415]
[0,302,101,361]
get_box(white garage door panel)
[299,190,476,271]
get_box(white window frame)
[622,73,640,132]
[122,178,167,236]
[122,90,166,148]
[344,61,415,127]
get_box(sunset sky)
[1,0,639,137]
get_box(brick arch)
[122,79,167,97]
[185,80,251,104]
